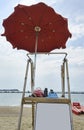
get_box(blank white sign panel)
[35,103,71,130]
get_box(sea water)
[0,93,84,106]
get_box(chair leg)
[17,59,30,130]
[17,102,23,130]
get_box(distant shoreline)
[0,89,30,93]
[57,91,84,94]
[0,90,84,94]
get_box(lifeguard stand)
[17,52,74,130]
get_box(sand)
[0,106,84,130]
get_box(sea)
[0,93,84,106]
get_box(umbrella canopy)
[1,2,72,53]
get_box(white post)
[31,61,34,93]
[65,58,71,99]
[61,62,65,97]
[17,59,30,130]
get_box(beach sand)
[0,106,84,130]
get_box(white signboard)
[35,103,72,130]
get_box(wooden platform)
[23,97,71,104]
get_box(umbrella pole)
[32,31,38,130]
[33,26,41,87]
[33,31,38,87]
[31,27,41,130]
[31,31,39,130]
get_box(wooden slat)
[22,97,71,104]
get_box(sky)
[0,0,84,92]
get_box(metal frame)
[17,52,73,130]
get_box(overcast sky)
[0,0,84,92]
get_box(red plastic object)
[72,102,84,115]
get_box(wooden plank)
[23,97,71,104]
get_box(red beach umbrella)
[1,2,72,88]
[1,2,72,53]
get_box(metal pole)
[28,52,67,57]
[31,61,34,93]
[17,59,30,130]
[33,31,39,87]
[61,63,65,97]
[33,26,41,87]
[31,26,41,130]
[63,59,66,97]
[31,29,40,130]
[65,58,71,99]
[69,103,74,130]
[30,61,35,130]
